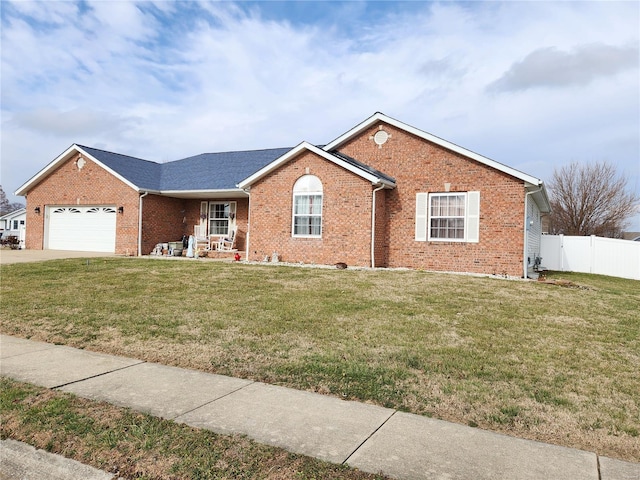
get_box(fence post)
[590,235,596,274]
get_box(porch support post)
[244,187,251,261]
[138,191,148,256]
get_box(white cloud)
[5,0,80,25]
[488,44,639,92]
[12,108,140,137]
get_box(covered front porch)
[140,193,248,258]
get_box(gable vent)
[373,130,389,146]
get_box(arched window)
[292,175,323,237]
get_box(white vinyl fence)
[540,235,640,280]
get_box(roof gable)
[15,145,292,197]
[0,208,26,221]
[15,144,145,196]
[237,142,396,189]
[323,112,544,187]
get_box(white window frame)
[429,193,466,241]
[208,201,236,237]
[292,175,323,238]
[415,191,480,243]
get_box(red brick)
[247,122,527,276]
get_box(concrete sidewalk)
[1,335,638,480]
[1,439,115,480]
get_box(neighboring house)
[0,208,26,248]
[16,112,550,277]
[622,232,640,242]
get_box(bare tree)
[547,161,639,238]
[0,186,11,216]
[0,186,24,216]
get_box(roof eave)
[322,112,388,152]
[75,146,142,192]
[156,189,248,199]
[237,142,396,189]
[373,178,396,188]
[526,182,551,213]
[15,144,141,196]
[15,144,80,196]
[0,207,27,221]
[237,142,307,189]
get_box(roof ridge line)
[172,146,294,161]
[77,144,157,165]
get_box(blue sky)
[2,1,639,228]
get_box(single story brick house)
[16,112,550,277]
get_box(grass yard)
[1,257,638,464]
[0,378,387,479]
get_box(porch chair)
[217,227,237,251]
[193,225,210,252]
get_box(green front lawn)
[1,378,388,479]
[1,258,638,462]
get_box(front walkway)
[1,335,637,479]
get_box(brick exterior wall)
[337,123,526,276]
[247,122,527,276]
[373,186,389,267]
[24,152,140,255]
[248,151,376,266]
[141,195,188,255]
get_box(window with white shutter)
[415,193,428,241]
[415,191,480,243]
[465,191,480,243]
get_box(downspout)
[523,186,543,278]
[138,191,148,257]
[243,187,251,261]
[371,183,386,268]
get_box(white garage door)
[47,206,117,252]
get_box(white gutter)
[243,187,251,261]
[523,186,543,278]
[371,183,386,268]
[138,191,149,256]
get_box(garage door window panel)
[47,206,117,252]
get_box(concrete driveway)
[0,249,117,265]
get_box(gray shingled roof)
[78,144,395,192]
[79,145,292,191]
[162,148,292,190]
[79,146,162,190]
